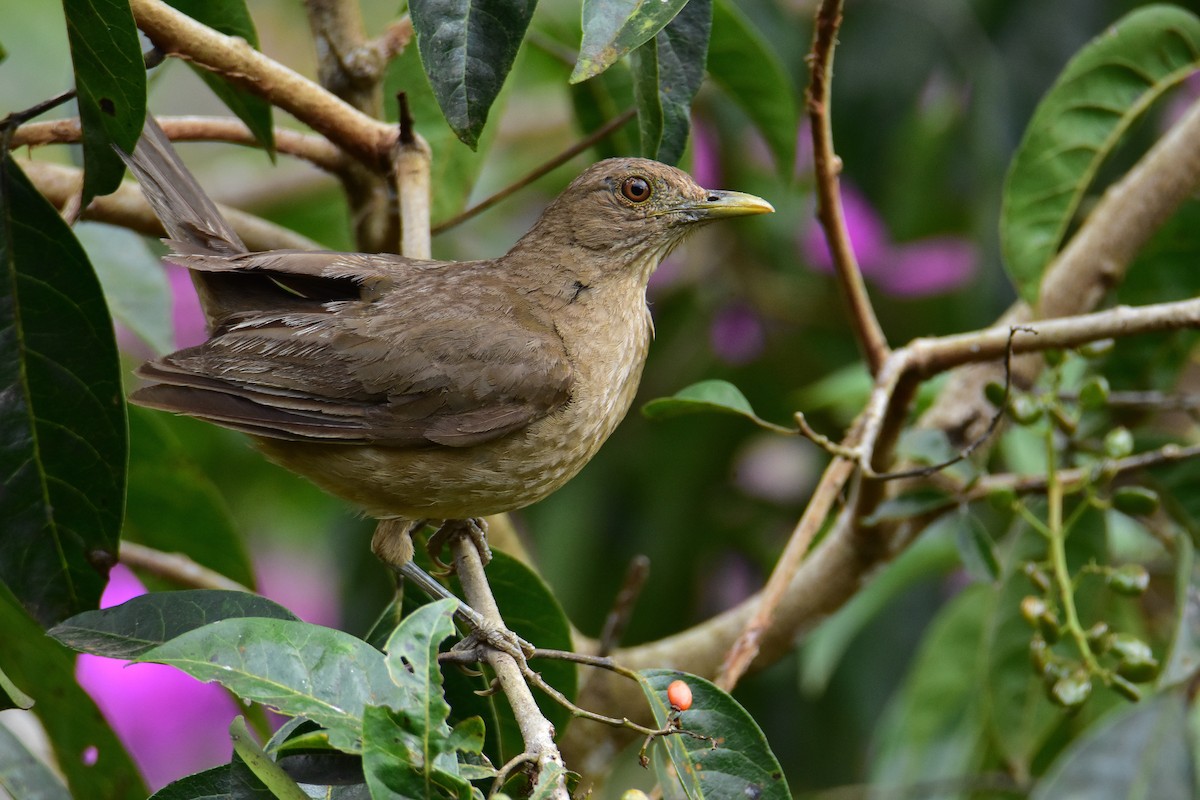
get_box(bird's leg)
[371,518,487,629]
[426,517,492,574]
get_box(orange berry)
[666,679,693,711]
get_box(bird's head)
[509,157,773,282]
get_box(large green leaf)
[0,722,71,800]
[869,587,988,788]
[1000,5,1200,304]
[706,0,797,176]
[148,766,230,800]
[642,379,794,434]
[410,0,537,148]
[49,589,296,659]
[651,0,711,165]
[0,584,146,800]
[138,618,396,753]
[75,223,173,355]
[631,41,663,158]
[124,407,255,590]
[1030,691,1195,799]
[572,0,688,84]
[162,0,275,154]
[61,0,146,204]
[0,155,125,627]
[640,670,790,800]
[363,600,480,800]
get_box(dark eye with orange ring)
[621,176,652,203]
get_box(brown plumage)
[122,116,772,561]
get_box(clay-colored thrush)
[121,117,772,584]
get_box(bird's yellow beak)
[682,189,775,219]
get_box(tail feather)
[118,114,247,256]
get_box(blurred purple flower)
[254,544,342,629]
[873,237,978,297]
[800,184,891,276]
[689,117,721,189]
[168,264,207,349]
[76,567,238,791]
[800,182,976,297]
[710,302,766,365]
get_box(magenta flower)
[168,264,208,349]
[710,302,766,365]
[800,182,977,297]
[75,567,238,791]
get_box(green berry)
[1111,486,1159,517]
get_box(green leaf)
[707,0,797,176]
[125,407,256,590]
[869,587,988,787]
[568,64,639,161]
[49,589,296,659]
[230,717,308,800]
[631,40,663,158]
[861,489,955,526]
[384,45,497,222]
[138,618,396,753]
[0,584,146,800]
[364,605,482,800]
[147,766,230,800]
[800,529,960,695]
[642,379,794,434]
[0,155,125,627]
[0,722,71,800]
[954,511,1002,582]
[62,0,146,204]
[1161,533,1200,686]
[649,0,711,165]
[572,0,689,83]
[1031,691,1195,799]
[409,0,537,148]
[1000,5,1200,304]
[75,223,174,354]
[442,552,575,765]
[163,0,275,154]
[640,670,790,800]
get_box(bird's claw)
[427,518,492,575]
[453,625,535,664]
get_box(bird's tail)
[118,114,247,256]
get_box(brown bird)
[121,116,772,597]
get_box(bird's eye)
[621,176,652,204]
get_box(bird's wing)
[132,255,574,447]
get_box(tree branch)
[120,541,251,593]
[19,159,321,251]
[10,116,349,174]
[128,0,399,171]
[806,0,890,375]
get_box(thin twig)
[119,541,252,592]
[597,555,651,658]
[431,108,638,235]
[806,0,890,375]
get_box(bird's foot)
[453,624,535,665]
[427,517,491,574]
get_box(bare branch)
[120,541,251,592]
[19,159,321,251]
[806,0,890,375]
[11,116,349,174]
[129,0,399,170]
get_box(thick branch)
[11,116,349,174]
[128,0,398,170]
[19,159,321,251]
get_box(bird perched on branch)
[121,115,773,589]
